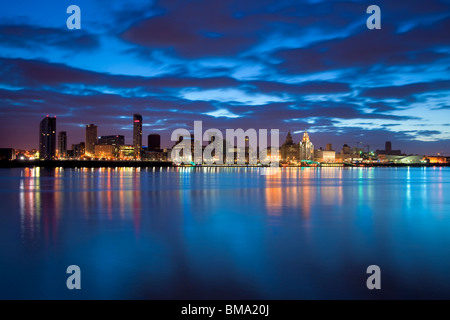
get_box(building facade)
[98,135,125,146]
[58,131,67,159]
[97,135,125,159]
[94,145,116,159]
[376,141,402,156]
[85,124,98,157]
[119,145,135,160]
[314,149,336,163]
[39,116,56,160]
[133,114,143,159]
[72,142,85,159]
[280,131,299,163]
[0,148,16,161]
[299,130,314,161]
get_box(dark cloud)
[275,10,450,74]
[0,24,99,51]
[415,130,442,136]
[121,0,260,58]
[364,102,402,113]
[248,81,351,95]
[361,80,450,99]
[0,58,241,92]
[120,0,371,59]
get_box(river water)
[0,166,449,299]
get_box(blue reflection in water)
[0,167,450,299]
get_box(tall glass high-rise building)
[85,124,98,156]
[58,131,67,159]
[133,114,143,159]
[39,116,56,160]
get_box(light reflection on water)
[1,166,450,299]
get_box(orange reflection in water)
[264,168,344,220]
[20,167,41,244]
[19,167,147,244]
[133,168,141,237]
[97,167,142,235]
[20,167,62,247]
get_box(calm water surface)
[0,166,449,299]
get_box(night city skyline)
[7,112,443,165]
[2,0,450,302]
[1,0,449,155]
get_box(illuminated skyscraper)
[58,131,67,158]
[85,124,98,156]
[133,114,143,159]
[299,130,314,161]
[39,115,56,160]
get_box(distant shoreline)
[0,160,449,168]
[0,160,173,168]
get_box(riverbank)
[0,160,173,168]
[1,160,449,168]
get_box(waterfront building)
[424,156,447,164]
[85,124,98,157]
[119,145,135,160]
[98,135,125,146]
[0,148,16,161]
[133,114,143,159]
[299,130,314,161]
[280,131,299,163]
[376,141,402,156]
[58,131,67,159]
[336,144,364,163]
[378,154,424,164]
[142,150,166,161]
[94,145,115,160]
[97,135,125,159]
[39,116,56,160]
[314,148,336,163]
[72,142,85,159]
[341,144,351,154]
